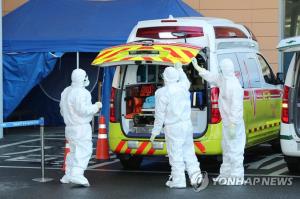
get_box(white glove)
[95,101,102,109]
[150,133,158,143]
[191,58,205,73]
[174,62,182,70]
[228,124,236,140]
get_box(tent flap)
[3,52,63,118]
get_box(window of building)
[285,0,300,37]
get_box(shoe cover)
[60,175,70,184]
[165,175,186,188]
[69,175,90,187]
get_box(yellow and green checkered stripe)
[92,43,200,66]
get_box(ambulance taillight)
[282,85,290,124]
[210,87,221,124]
[110,87,117,122]
[136,26,204,39]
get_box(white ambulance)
[278,36,300,173]
[93,16,283,169]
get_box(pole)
[41,124,45,178]
[98,82,102,102]
[0,0,3,139]
[33,118,53,182]
[76,52,79,69]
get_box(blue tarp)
[4,0,200,52]
[3,0,201,125]
[3,52,63,118]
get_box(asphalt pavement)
[0,127,299,199]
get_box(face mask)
[83,75,90,87]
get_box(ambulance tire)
[270,139,282,153]
[197,155,221,170]
[284,156,300,173]
[118,154,143,170]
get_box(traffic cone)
[62,140,70,171]
[95,116,110,160]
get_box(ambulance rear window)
[214,26,247,39]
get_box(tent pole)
[76,52,79,69]
[0,0,3,139]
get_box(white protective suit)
[60,69,101,186]
[151,65,202,188]
[192,58,246,184]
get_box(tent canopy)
[4,0,201,52]
[3,0,201,124]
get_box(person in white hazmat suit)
[150,62,203,189]
[191,57,246,185]
[60,68,102,187]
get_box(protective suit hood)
[71,69,90,87]
[220,59,235,79]
[163,67,179,84]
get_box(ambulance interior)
[120,54,208,138]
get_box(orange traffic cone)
[62,140,70,171]
[95,116,110,160]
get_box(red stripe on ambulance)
[136,142,149,155]
[195,142,206,153]
[115,140,126,153]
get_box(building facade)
[3,0,300,72]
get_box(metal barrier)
[0,118,53,183]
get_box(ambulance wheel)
[284,156,300,173]
[118,154,143,170]
[270,139,282,153]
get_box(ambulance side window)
[217,53,244,88]
[237,52,262,88]
[257,54,277,85]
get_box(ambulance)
[278,36,300,173]
[93,16,283,169]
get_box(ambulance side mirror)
[276,72,284,84]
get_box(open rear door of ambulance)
[278,37,300,138]
[92,41,208,140]
[92,41,201,67]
